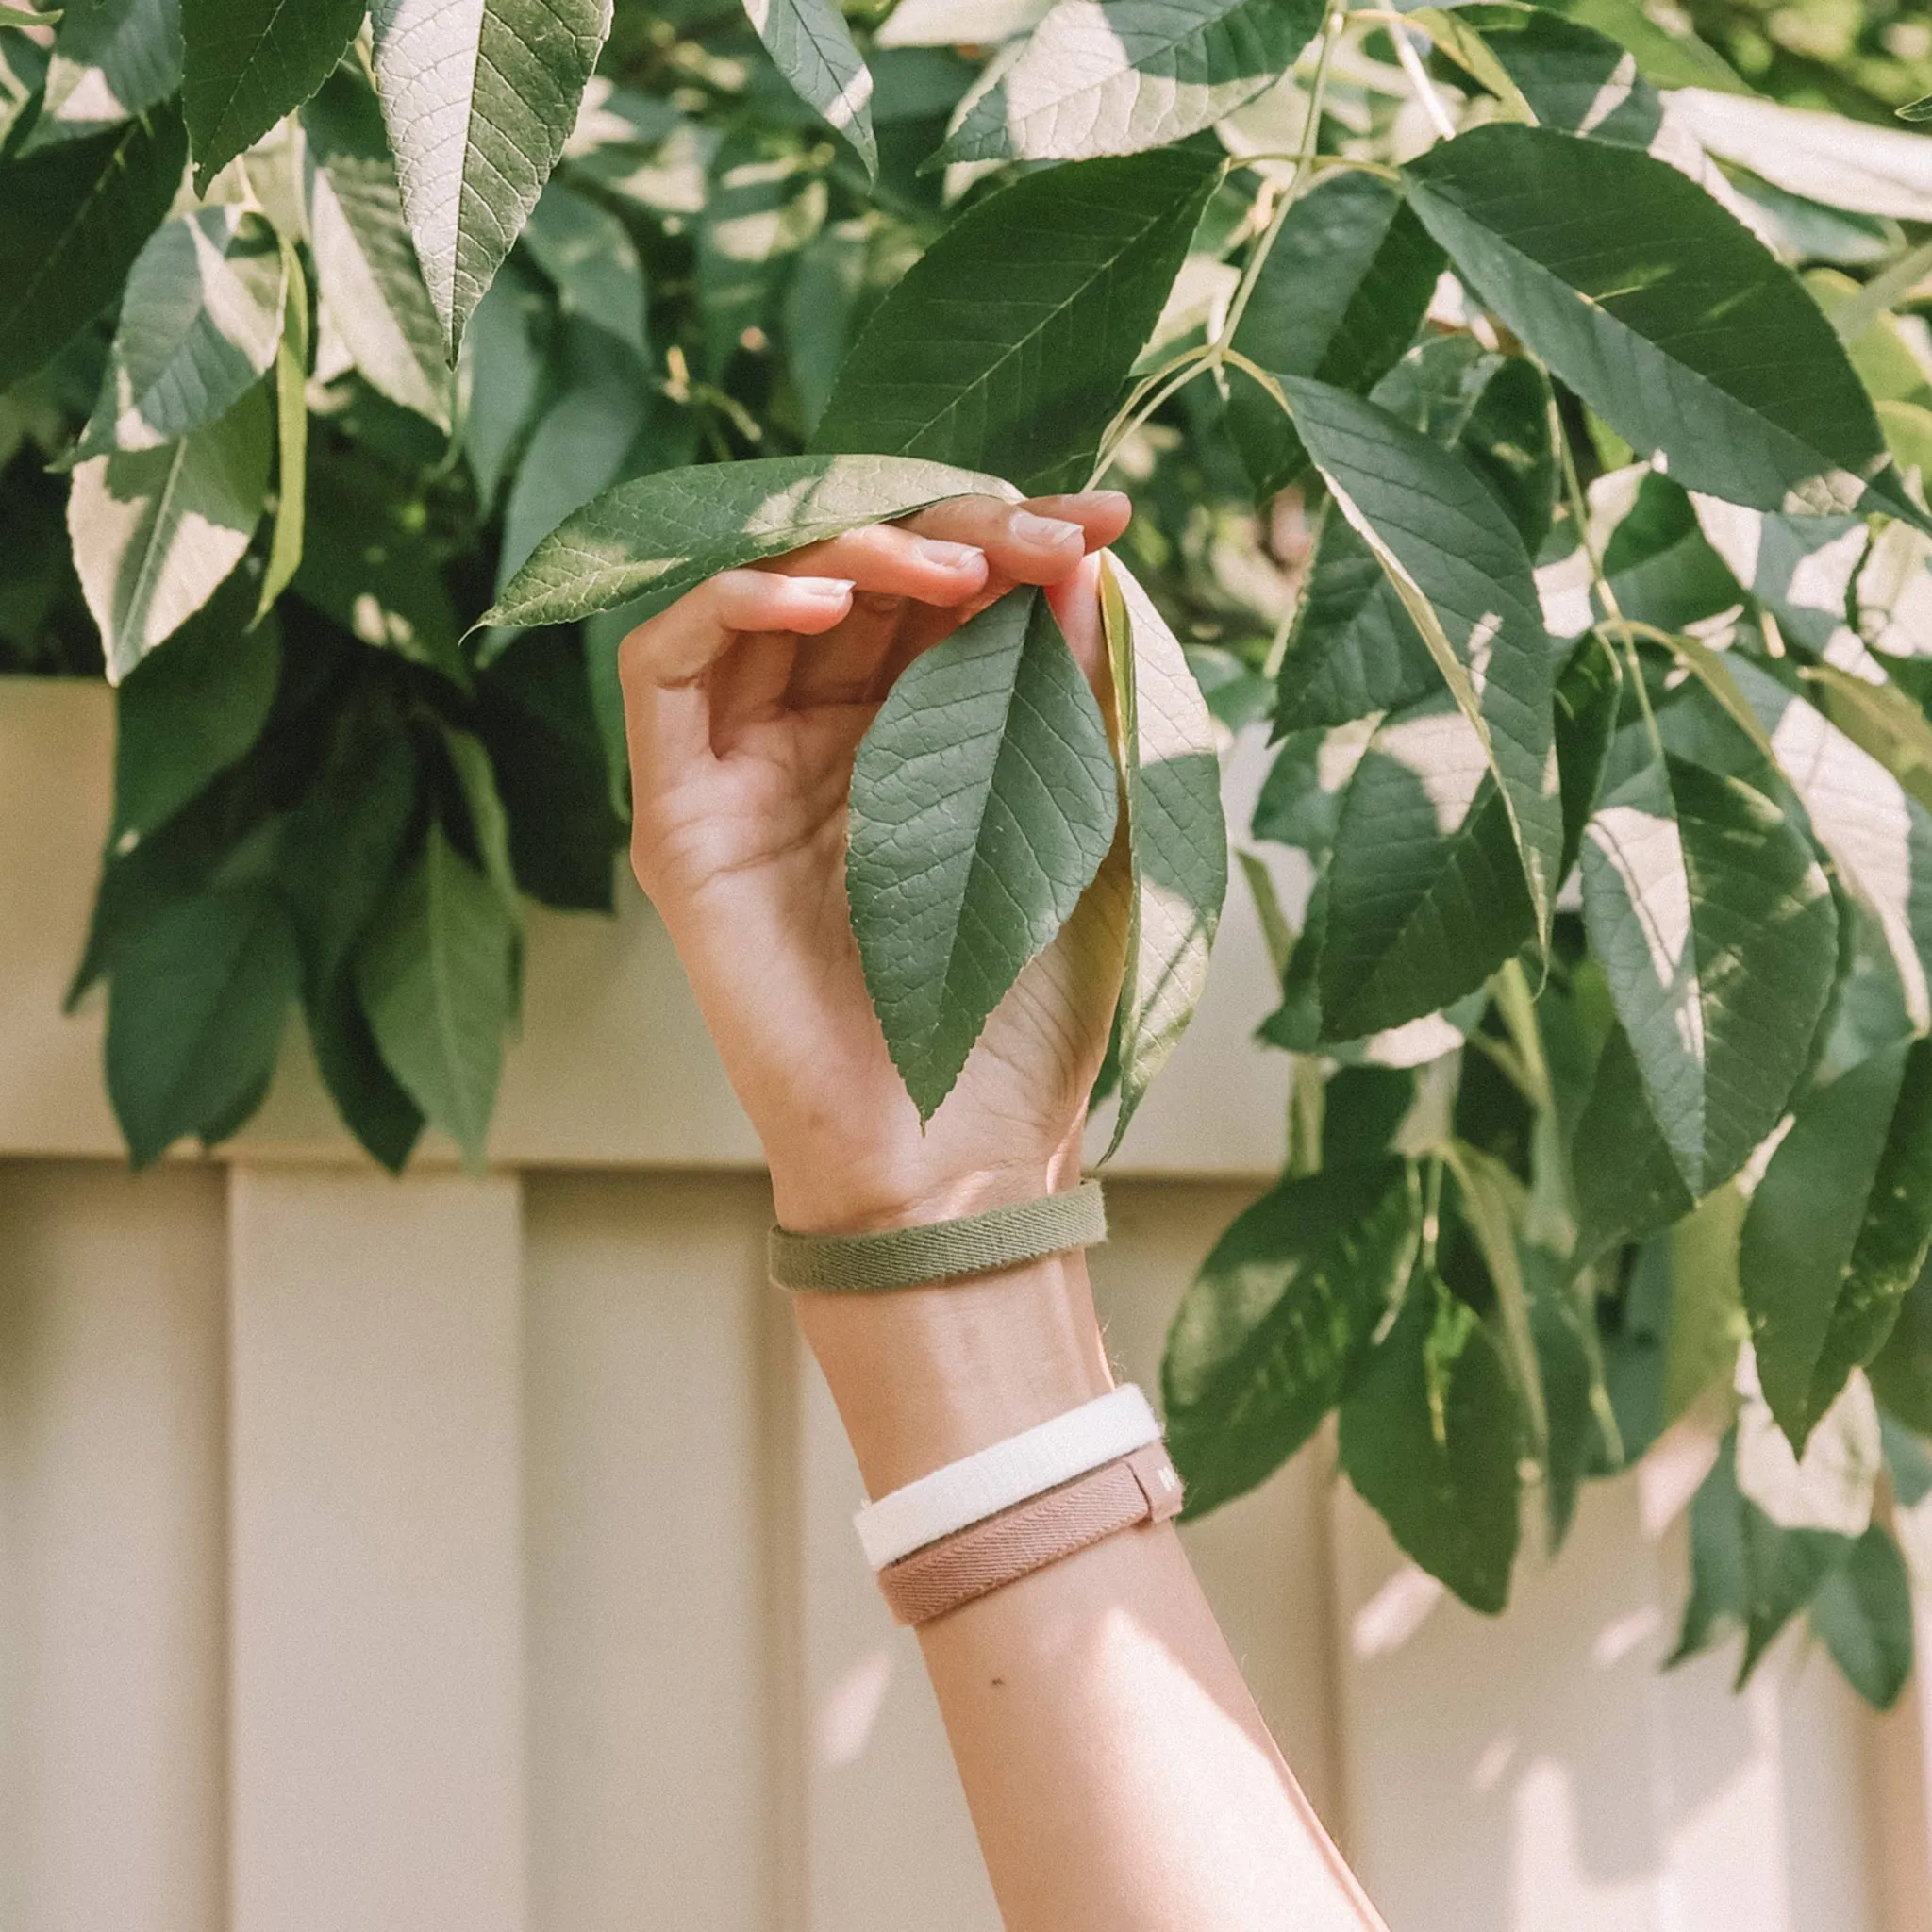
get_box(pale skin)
[620,491,1387,1931]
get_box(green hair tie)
[768,1180,1107,1292]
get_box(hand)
[619,490,1134,1233]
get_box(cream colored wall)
[1,677,1925,1931]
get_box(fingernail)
[795,576,856,601]
[1012,511,1083,549]
[910,536,985,571]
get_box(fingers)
[1046,551,1108,690]
[620,569,854,784]
[901,490,1130,591]
[771,524,988,603]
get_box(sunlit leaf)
[744,0,876,173]
[24,0,177,149]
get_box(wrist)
[793,1249,1116,1497]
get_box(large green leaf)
[25,0,178,148]
[369,0,611,358]
[1871,1262,1932,1434]
[302,71,454,432]
[356,824,520,1168]
[935,0,1321,164]
[1727,656,1932,1038]
[1671,1429,1851,1687]
[106,886,298,1167]
[1319,693,1536,1041]
[1226,172,1444,498]
[305,971,425,1175]
[1282,375,1561,943]
[520,179,648,364]
[1404,126,1924,526]
[0,102,185,390]
[744,0,876,173]
[1740,1040,1932,1454]
[1339,1270,1523,1613]
[458,251,549,509]
[496,321,647,588]
[111,572,279,846]
[1097,557,1226,1153]
[1571,1019,1695,1263]
[68,381,272,682]
[1274,346,1551,735]
[181,0,363,189]
[1163,1158,1420,1516]
[811,148,1219,494]
[1458,3,1663,144]
[846,589,1119,1118]
[69,207,285,461]
[486,451,1016,631]
[1669,89,1932,225]
[1810,1524,1915,1710]
[1581,756,1837,1198]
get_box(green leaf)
[744,0,876,173]
[304,971,425,1174]
[1536,0,1745,94]
[1741,1040,1932,1454]
[695,141,825,375]
[1811,1524,1915,1709]
[1671,1430,1850,1686]
[436,721,520,919]
[24,0,178,149]
[1163,1158,1420,1516]
[1599,473,1740,635]
[1320,693,1537,1041]
[486,451,1017,631]
[1571,1020,1694,1263]
[278,687,421,994]
[1580,756,1837,1197]
[355,824,519,1169]
[1871,1261,1932,1434]
[475,629,625,912]
[1690,497,1866,658]
[68,207,285,462]
[106,886,298,1167]
[302,71,454,432]
[458,251,548,510]
[369,0,611,358]
[181,0,362,190]
[935,0,1321,164]
[68,380,273,682]
[847,588,1119,1119]
[1283,374,1562,945]
[1727,656,1932,1039]
[0,30,49,146]
[811,148,1220,495]
[1403,126,1924,527]
[1460,4,1662,144]
[1553,631,1620,883]
[520,180,649,364]
[496,320,647,589]
[1339,1270,1523,1613]
[256,236,308,623]
[1670,89,1932,226]
[1226,172,1445,498]
[0,101,185,390]
[1251,719,1369,858]
[1098,557,1227,1154]
[0,8,62,24]
[112,572,279,846]
[290,452,466,697]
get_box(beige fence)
[3,675,1929,1931]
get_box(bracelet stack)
[859,1388,1183,1625]
[770,1182,1179,1624]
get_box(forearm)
[794,1253,1387,1932]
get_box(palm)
[621,493,1131,1228]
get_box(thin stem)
[1421,1155,1444,1273]
[1082,349,1214,490]
[1217,0,1348,358]
[1832,234,1932,344]
[1392,22,1457,142]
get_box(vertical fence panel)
[522,1171,780,1932]
[0,1159,227,1932]
[227,1167,525,1932]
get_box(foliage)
[7,0,1932,1707]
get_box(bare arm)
[618,492,1386,1931]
